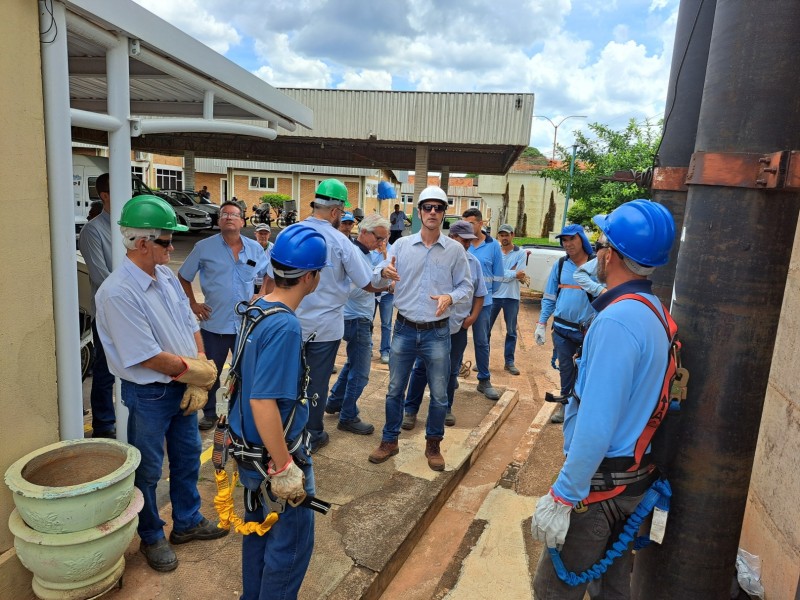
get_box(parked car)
[154,192,212,231]
[161,189,219,227]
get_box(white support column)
[107,34,132,440]
[40,0,83,440]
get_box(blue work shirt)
[344,240,378,320]
[292,218,384,342]
[178,234,269,335]
[96,257,199,385]
[450,252,487,335]
[552,280,670,504]
[468,235,504,306]
[574,257,606,298]
[494,245,527,301]
[227,300,307,447]
[539,256,596,330]
[371,243,393,300]
[387,232,472,323]
[78,211,112,315]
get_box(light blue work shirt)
[449,252,487,335]
[78,211,112,315]
[178,234,269,335]
[574,257,606,297]
[552,280,670,504]
[387,232,472,323]
[494,245,527,301]
[344,240,379,320]
[468,235,504,306]
[96,257,199,385]
[371,243,393,300]
[539,256,596,330]
[292,218,384,342]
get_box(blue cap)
[341,212,355,223]
[556,224,593,257]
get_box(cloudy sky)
[134,0,679,159]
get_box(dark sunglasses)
[151,238,173,248]
[594,240,612,253]
[420,203,445,213]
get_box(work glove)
[531,489,573,549]
[173,356,218,390]
[535,323,547,346]
[179,384,208,416]
[268,458,306,503]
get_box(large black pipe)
[649,0,716,305]
[632,1,800,598]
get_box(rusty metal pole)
[649,0,716,304]
[631,1,800,598]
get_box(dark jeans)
[533,493,644,600]
[305,340,341,443]
[375,293,394,356]
[404,326,468,418]
[472,304,492,381]
[489,297,520,365]
[200,330,237,420]
[552,325,585,396]
[389,229,403,244]
[327,318,372,422]
[90,321,116,434]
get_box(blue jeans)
[90,321,116,434]
[489,298,520,365]
[383,320,451,440]
[405,326,469,417]
[304,340,340,442]
[375,293,394,356]
[121,380,203,545]
[238,464,316,600]
[472,304,492,381]
[327,318,372,421]
[552,325,585,396]
[200,330,237,420]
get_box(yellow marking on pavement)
[84,423,92,433]
[200,444,213,465]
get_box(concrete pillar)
[412,145,429,233]
[183,150,195,191]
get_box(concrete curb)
[499,398,557,489]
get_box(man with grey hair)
[326,213,391,435]
[96,195,226,572]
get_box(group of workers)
[80,170,678,599]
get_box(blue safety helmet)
[341,212,355,223]
[556,224,593,257]
[271,225,329,276]
[592,199,675,267]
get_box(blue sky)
[134,0,680,158]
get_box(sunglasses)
[151,238,173,248]
[594,238,613,253]
[420,203,446,213]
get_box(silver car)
[156,193,212,231]
[162,190,220,228]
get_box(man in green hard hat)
[95,195,228,572]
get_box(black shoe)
[504,363,521,376]
[309,431,329,454]
[324,403,341,415]
[140,538,178,572]
[444,411,456,427]
[92,429,117,439]
[169,518,229,545]
[401,413,417,430]
[198,416,218,431]
[476,379,501,401]
[550,404,565,424]
[338,417,374,435]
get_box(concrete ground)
[68,229,569,600]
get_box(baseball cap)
[448,220,478,239]
[498,224,514,234]
[341,212,356,223]
[255,223,271,232]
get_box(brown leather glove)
[179,385,208,416]
[173,356,218,390]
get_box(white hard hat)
[418,186,448,205]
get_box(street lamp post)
[562,144,578,230]
[534,114,587,160]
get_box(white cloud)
[337,70,392,90]
[133,0,241,54]
[253,34,332,88]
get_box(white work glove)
[535,323,547,346]
[179,384,208,416]
[268,458,306,502]
[173,355,218,390]
[531,489,573,549]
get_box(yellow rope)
[214,469,279,535]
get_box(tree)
[521,146,549,165]
[539,119,661,225]
[259,193,292,210]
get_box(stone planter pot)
[8,488,143,600]
[4,439,140,534]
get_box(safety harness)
[552,254,597,330]
[212,302,330,536]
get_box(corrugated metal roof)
[197,158,378,177]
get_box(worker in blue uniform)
[531,199,676,600]
[535,224,596,424]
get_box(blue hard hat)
[556,224,593,257]
[341,212,355,223]
[592,199,675,267]
[271,225,329,275]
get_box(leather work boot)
[504,363,521,376]
[401,413,417,430]
[425,437,445,471]
[444,411,456,426]
[368,440,399,464]
[141,538,178,572]
[338,417,375,435]
[476,379,501,401]
[550,404,565,424]
[169,517,229,545]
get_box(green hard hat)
[315,179,350,207]
[118,195,189,231]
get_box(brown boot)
[368,440,399,464]
[425,437,445,471]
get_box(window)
[131,166,144,181]
[249,175,276,191]
[447,196,455,206]
[469,198,480,208]
[156,168,182,191]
